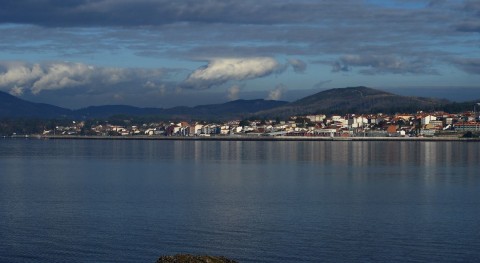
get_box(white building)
[421,115,437,125]
[194,124,204,135]
[306,114,326,123]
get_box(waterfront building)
[454,122,480,132]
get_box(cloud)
[183,57,286,89]
[0,0,347,27]
[451,58,480,75]
[0,61,168,95]
[0,0,478,104]
[144,80,168,96]
[227,85,241,100]
[331,55,437,75]
[31,63,94,94]
[0,1,475,70]
[288,59,307,73]
[0,62,44,88]
[266,84,286,100]
[9,86,25,96]
[313,80,332,89]
[455,21,480,33]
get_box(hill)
[74,99,287,120]
[256,86,450,118]
[74,105,164,118]
[0,90,287,120]
[0,91,72,118]
[1,87,478,120]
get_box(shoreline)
[5,135,480,142]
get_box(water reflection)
[183,141,479,171]
[2,139,479,169]
[1,139,480,262]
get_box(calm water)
[0,139,479,262]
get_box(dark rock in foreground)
[156,254,238,263]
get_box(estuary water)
[0,139,479,262]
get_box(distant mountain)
[256,86,451,118]
[168,99,288,119]
[0,90,72,118]
[442,100,480,113]
[74,105,165,118]
[0,90,287,119]
[76,99,288,120]
[2,87,478,120]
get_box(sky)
[0,0,479,109]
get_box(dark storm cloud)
[463,0,480,14]
[0,0,475,61]
[455,21,480,33]
[0,0,350,27]
[0,0,462,30]
[454,0,480,33]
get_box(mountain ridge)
[0,91,72,118]
[0,90,288,119]
[255,86,452,118]
[1,87,478,120]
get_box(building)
[454,122,480,132]
[421,115,436,125]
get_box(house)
[454,122,480,132]
[387,125,399,136]
[194,124,204,135]
[396,114,414,121]
[429,120,444,129]
[306,114,326,123]
[348,115,368,128]
[220,125,230,135]
[421,115,436,125]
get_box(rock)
[156,254,238,263]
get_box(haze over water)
[1,139,479,262]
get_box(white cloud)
[144,80,168,95]
[9,86,25,96]
[144,80,157,88]
[227,85,241,100]
[0,61,168,95]
[184,57,285,89]
[0,62,44,88]
[31,63,93,94]
[266,84,285,100]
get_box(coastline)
[6,134,480,142]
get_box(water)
[0,139,479,262]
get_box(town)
[42,110,480,138]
